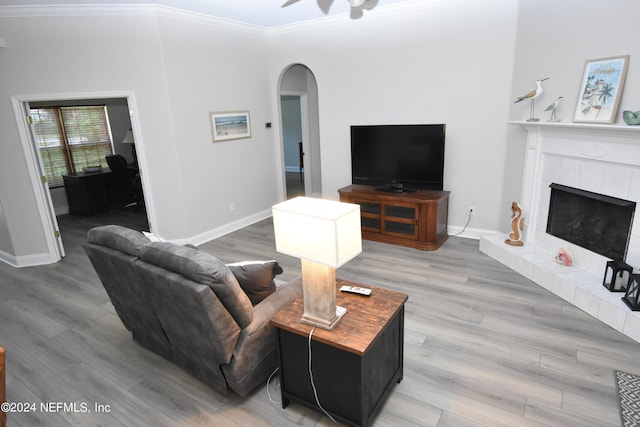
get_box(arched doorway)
[278,64,322,199]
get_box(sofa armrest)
[243,277,302,337]
[221,277,302,396]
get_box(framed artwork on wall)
[210,111,251,142]
[573,55,629,124]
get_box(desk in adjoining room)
[62,170,113,215]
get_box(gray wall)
[2,0,639,265]
[0,10,275,264]
[268,0,519,234]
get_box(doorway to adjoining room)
[278,64,322,199]
[14,93,149,263]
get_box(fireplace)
[479,122,640,344]
[547,183,636,261]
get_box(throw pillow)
[227,260,283,305]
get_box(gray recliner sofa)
[84,225,302,397]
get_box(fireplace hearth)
[547,183,636,261]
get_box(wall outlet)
[469,206,476,216]
[230,202,236,212]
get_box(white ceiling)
[0,0,417,28]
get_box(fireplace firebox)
[547,183,636,261]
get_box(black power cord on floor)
[266,366,281,404]
[453,208,473,236]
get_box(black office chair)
[105,154,143,209]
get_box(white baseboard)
[0,248,56,268]
[179,209,273,247]
[0,249,17,267]
[448,226,499,240]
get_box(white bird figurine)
[514,77,549,121]
[545,96,563,122]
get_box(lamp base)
[301,305,347,330]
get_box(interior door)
[22,102,65,259]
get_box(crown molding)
[0,3,157,18]
[0,0,461,34]
[154,5,265,35]
[0,4,266,35]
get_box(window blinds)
[31,106,114,188]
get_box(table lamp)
[272,197,362,330]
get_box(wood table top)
[270,279,408,356]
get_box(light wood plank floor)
[286,171,305,199]
[1,211,639,426]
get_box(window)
[30,106,114,188]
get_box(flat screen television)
[350,124,445,192]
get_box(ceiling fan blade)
[361,0,378,10]
[349,0,377,19]
[281,0,303,7]
[317,0,334,15]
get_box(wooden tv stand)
[338,184,449,251]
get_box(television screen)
[350,124,445,191]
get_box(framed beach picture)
[574,55,629,124]
[210,111,251,142]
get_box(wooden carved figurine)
[505,201,525,246]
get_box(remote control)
[340,285,372,296]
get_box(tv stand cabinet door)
[359,201,383,233]
[381,202,419,240]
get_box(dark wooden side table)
[271,280,408,427]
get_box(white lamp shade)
[272,197,362,268]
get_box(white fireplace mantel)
[509,120,640,135]
[479,121,640,343]
[509,120,640,246]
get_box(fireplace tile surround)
[480,122,640,343]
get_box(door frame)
[11,97,64,264]
[10,90,150,265]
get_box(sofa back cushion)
[134,259,241,389]
[87,225,150,256]
[84,225,172,357]
[138,242,254,328]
